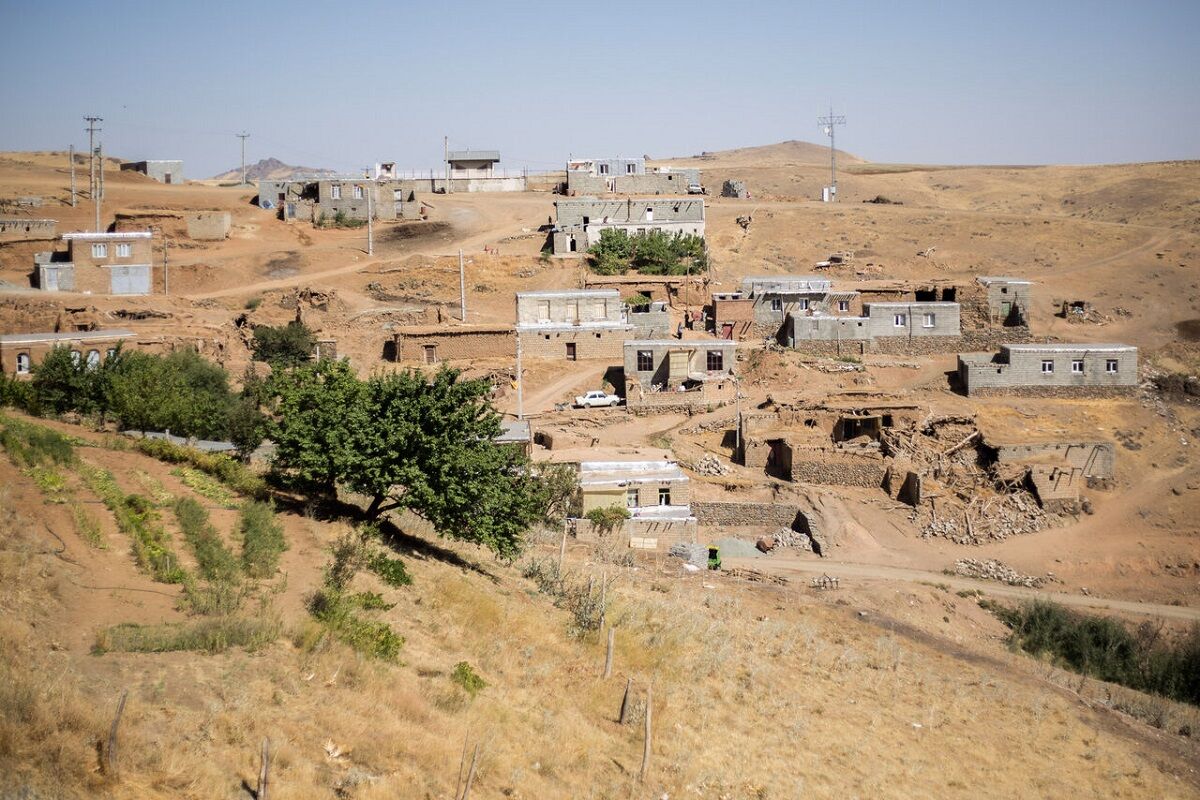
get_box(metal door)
[111,265,150,295]
[42,267,59,291]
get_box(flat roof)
[580,460,687,486]
[517,289,620,298]
[864,301,960,308]
[977,276,1033,285]
[0,329,135,345]
[624,339,735,348]
[62,231,152,240]
[1003,343,1135,353]
[393,324,513,336]
[447,150,500,162]
[495,420,531,443]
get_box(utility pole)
[98,142,104,201]
[458,249,466,321]
[444,135,451,195]
[84,115,102,230]
[366,180,374,256]
[817,106,846,201]
[162,231,169,295]
[69,146,76,207]
[515,295,524,419]
[237,132,250,185]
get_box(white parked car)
[574,390,623,408]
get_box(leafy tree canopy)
[251,321,316,368]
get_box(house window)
[658,487,671,506]
[330,185,341,200]
[625,489,639,508]
[106,348,116,359]
[1041,360,1054,374]
[838,300,850,312]
[70,350,82,365]
[353,185,364,200]
[627,163,637,174]
[91,243,107,258]
[423,345,438,364]
[637,350,654,371]
[923,313,936,328]
[86,350,100,370]
[16,353,30,374]
[798,299,810,311]
[116,243,131,258]
[706,350,724,371]
[770,298,783,311]
[1106,359,1119,373]
[1071,359,1084,374]
[598,163,609,175]
[894,313,907,327]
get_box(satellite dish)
[824,126,832,136]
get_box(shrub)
[368,551,412,587]
[172,466,238,508]
[450,661,487,697]
[0,414,78,468]
[239,500,288,578]
[251,322,316,368]
[173,497,240,582]
[79,464,186,584]
[584,505,630,536]
[128,436,268,499]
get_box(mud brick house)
[0,218,56,242]
[738,397,925,488]
[0,329,136,377]
[957,343,1138,396]
[516,289,632,361]
[551,197,705,256]
[573,459,697,551]
[987,439,1116,513]
[392,324,515,364]
[565,157,701,196]
[36,231,155,294]
[623,339,736,414]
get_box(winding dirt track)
[735,556,1200,621]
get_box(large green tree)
[268,364,545,559]
[106,349,235,439]
[251,322,316,368]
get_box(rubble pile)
[770,526,813,551]
[954,558,1046,588]
[695,453,732,476]
[881,415,1058,544]
[668,542,707,567]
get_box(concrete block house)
[258,177,420,224]
[957,344,1138,397]
[573,459,697,552]
[565,157,701,196]
[121,160,184,184]
[551,197,705,256]
[623,339,736,414]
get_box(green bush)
[79,464,186,584]
[587,229,706,276]
[450,661,487,697]
[584,504,630,536]
[127,436,268,499]
[992,600,1200,706]
[0,414,78,467]
[368,551,412,587]
[239,500,288,578]
[251,322,316,368]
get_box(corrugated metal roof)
[977,276,1033,285]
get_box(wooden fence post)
[460,743,481,800]
[558,527,567,574]
[258,738,270,800]
[603,626,615,678]
[105,689,128,779]
[618,678,632,724]
[639,683,652,782]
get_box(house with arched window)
[0,330,136,378]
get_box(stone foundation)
[967,385,1137,399]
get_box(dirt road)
[735,555,1200,622]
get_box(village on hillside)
[1,126,1199,796]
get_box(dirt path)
[738,555,1200,621]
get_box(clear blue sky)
[1,0,1196,177]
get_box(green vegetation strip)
[79,463,187,584]
[238,500,288,578]
[987,599,1200,707]
[94,617,279,655]
[172,497,240,583]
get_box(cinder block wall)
[520,329,628,360]
[394,331,515,362]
